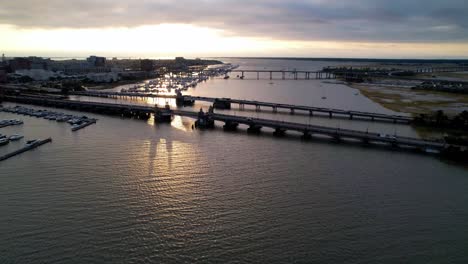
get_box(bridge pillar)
[247,124,262,134]
[294,72,298,80]
[273,127,286,137]
[255,105,261,112]
[333,132,341,142]
[309,110,313,116]
[223,120,239,131]
[329,112,333,118]
[257,72,259,80]
[272,106,277,113]
[362,137,370,145]
[239,103,245,110]
[282,72,285,80]
[213,99,231,109]
[290,108,295,115]
[270,71,273,80]
[195,108,214,128]
[349,114,353,120]
[301,130,312,140]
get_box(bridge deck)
[3,95,445,152]
[70,91,413,123]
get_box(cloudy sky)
[1,0,468,58]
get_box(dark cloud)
[0,0,467,42]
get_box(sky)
[1,0,468,59]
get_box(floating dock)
[71,120,97,131]
[0,138,52,162]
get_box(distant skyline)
[1,0,468,58]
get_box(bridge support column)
[257,72,259,80]
[270,71,273,80]
[273,127,286,137]
[301,130,312,140]
[247,124,262,134]
[255,105,261,112]
[272,106,277,113]
[223,120,239,131]
[309,110,313,116]
[333,132,341,142]
[282,72,285,80]
[213,99,231,110]
[329,112,333,118]
[290,108,295,115]
[239,103,245,110]
[362,137,370,145]
[349,114,353,120]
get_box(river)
[1,58,467,263]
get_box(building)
[9,57,32,71]
[140,59,154,72]
[29,57,50,70]
[87,56,106,67]
[0,66,7,83]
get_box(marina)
[0,106,97,131]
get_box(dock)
[72,120,97,131]
[0,138,52,162]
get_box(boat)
[223,75,230,79]
[0,138,10,146]
[9,134,24,141]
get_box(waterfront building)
[140,59,154,72]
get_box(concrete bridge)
[70,91,412,123]
[2,95,449,153]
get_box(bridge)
[2,95,449,153]
[221,70,336,80]
[414,65,467,73]
[70,91,413,123]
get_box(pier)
[0,138,52,162]
[2,95,452,154]
[70,91,412,123]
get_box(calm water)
[1,58,468,263]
